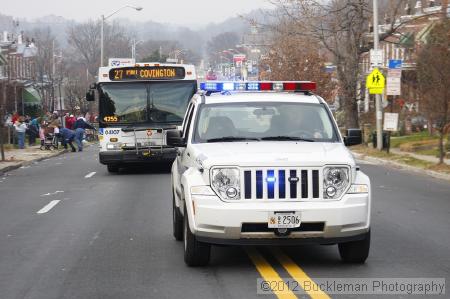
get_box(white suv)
[168,81,371,266]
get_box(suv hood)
[191,142,355,168]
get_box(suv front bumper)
[188,193,370,244]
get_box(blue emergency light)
[199,81,316,92]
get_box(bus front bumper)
[99,148,177,165]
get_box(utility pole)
[373,0,383,150]
[58,50,64,127]
[100,6,143,67]
[100,15,105,67]
[0,82,6,161]
[131,38,136,59]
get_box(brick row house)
[359,0,449,132]
[0,31,41,120]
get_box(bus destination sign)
[109,66,186,81]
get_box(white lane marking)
[89,231,101,246]
[85,172,96,178]
[40,191,64,197]
[37,200,61,214]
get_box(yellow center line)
[270,248,331,299]
[245,247,298,299]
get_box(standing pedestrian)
[27,117,39,146]
[14,116,27,149]
[74,128,84,152]
[59,128,76,152]
[11,112,19,125]
[39,122,46,147]
[65,114,76,130]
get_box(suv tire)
[338,230,370,263]
[173,193,183,241]
[107,165,119,173]
[184,206,210,267]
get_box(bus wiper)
[261,136,315,142]
[206,136,260,143]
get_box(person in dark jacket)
[59,128,76,152]
[73,117,95,152]
[73,117,95,130]
[27,117,39,146]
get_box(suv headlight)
[211,168,240,200]
[323,167,349,199]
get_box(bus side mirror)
[344,129,363,146]
[86,90,95,102]
[166,130,186,147]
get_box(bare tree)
[138,39,182,62]
[260,21,336,100]
[31,27,57,111]
[66,20,133,77]
[417,19,450,164]
[268,0,409,128]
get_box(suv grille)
[242,168,322,200]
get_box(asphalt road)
[0,145,449,299]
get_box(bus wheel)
[107,165,119,173]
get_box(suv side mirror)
[344,129,362,146]
[86,90,95,102]
[166,130,186,147]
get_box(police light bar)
[199,81,316,92]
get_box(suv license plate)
[268,212,301,229]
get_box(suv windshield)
[194,102,339,143]
[99,81,196,124]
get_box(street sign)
[384,113,399,131]
[370,49,384,66]
[388,59,403,69]
[369,88,384,94]
[386,69,402,96]
[366,68,385,89]
[109,58,135,67]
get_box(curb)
[352,152,450,182]
[0,149,68,175]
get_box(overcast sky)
[2,0,274,26]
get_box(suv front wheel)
[338,230,370,263]
[183,206,211,267]
[107,165,119,173]
[173,192,183,241]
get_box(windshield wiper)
[206,136,260,143]
[261,136,315,142]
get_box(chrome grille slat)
[241,167,322,200]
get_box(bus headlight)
[211,168,240,200]
[323,167,349,199]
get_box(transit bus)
[86,62,197,172]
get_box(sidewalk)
[352,149,450,182]
[390,148,450,165]
[0,145,67,174]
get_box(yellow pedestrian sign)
[369,88,383,94]
[366,68,385,89]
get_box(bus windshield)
[99,81,196,125]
